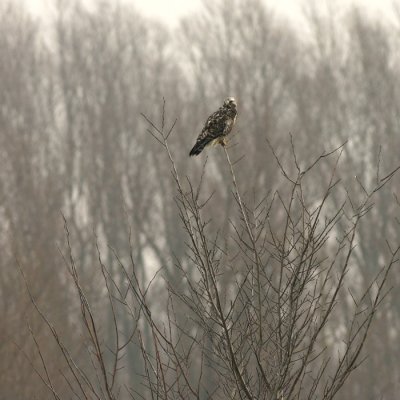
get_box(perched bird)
[189,97,237,156]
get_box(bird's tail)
[189,139,209,156]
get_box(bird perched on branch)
[189,97,237,156]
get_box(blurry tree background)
[0,0,399,398]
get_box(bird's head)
[223,97,237,109]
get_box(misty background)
[0,0,399,398]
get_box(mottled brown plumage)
[189,97,237,156]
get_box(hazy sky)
[23,0,398,26]
[131,0,396,24]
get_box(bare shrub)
[20,105,399,400]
